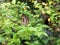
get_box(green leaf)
[0,35,4,42]
[12,0,16,4]
[4,28,12,35]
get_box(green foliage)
[0,0,60,45]
[56,39,60,45]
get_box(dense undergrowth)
[0,0,60,45]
